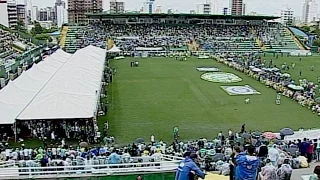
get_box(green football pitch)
[99,55,320,144]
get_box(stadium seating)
[260,27,301,51]
[64,26,83,53]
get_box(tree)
[15,19,25,31]
[31,22,43,35]
[313,38,320,46]
[300,26,311,33]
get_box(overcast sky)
[26,0,317,17]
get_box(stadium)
[0,9,320,180]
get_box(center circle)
[226,86,254,94]
[201,72,242,83]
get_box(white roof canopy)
[17,45,106,120]
[0,49,72,124]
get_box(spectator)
[259,158,277,180]
[309,165,320,180]
[268,145,279,166]
[175,152,205,180]
[235,145,259,180]
[276,159,292,180]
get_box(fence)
[0,155,182,179]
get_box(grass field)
[99,56,320,144]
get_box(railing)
[0,155,182,179]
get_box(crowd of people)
[1,125,320,179]
[216,53,320,115]
[72,23,298,54]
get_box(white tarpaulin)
[17,45,106,120]
[275,129,320,141]
[0,49,72,124]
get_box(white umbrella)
[252,68,262,72]
[288,84,304,91]
[282,73,291,78]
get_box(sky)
[26,0,317,17]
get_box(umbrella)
[79,142,88,147]
[135,138,144,143]
[288,84,304,91]
[263,132,277,140]
[281,73,291,78]
[252,131,262,137]
[280,128,294,136]
[241,133,251,139]
[315,97,320,103]
[252,68,262,72]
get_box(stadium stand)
[64,26,83,53]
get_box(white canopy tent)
[108,45,122,53]
[0,49,72,124]
[17,45,106,120]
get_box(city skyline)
[23,0,320,17]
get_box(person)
[235,145,259,180]
[229,146,241,180]
[259,158,277,180]
[309,165,320,180]
[173,126,179,139]
[277,159,292,180]
[175,152,205,180]
[268,145,279,166]
[151,135,155,145]
[276,93,281,105]
[241,124,246,134]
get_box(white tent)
[0,49,72,124]
[17,45,106,120]
[108,45,122,53]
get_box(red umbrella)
[263,132,277,140]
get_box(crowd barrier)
[0,155,182,179]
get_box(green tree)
[313,38,320,46]
[15,19,25,31]
[31,22,43,35]
[300,26,311,33]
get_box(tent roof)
[0,49,72,124]
[17,45,106,120]
[108,45,122,52]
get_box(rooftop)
[87,12,279,20]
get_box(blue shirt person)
[175,152,205,180]
[235,145,260,180]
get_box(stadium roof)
[87,13,279,20]
[0,46,106,124]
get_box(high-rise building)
[68,0,103,24]
[197,0,212,15]
[17,4,26,23]
[109,0,125,13]
[223,7,231,15]
[242,3,246,15]
[7,0,17,28]
[281,7,294,25]
[230,0,243,15]
[302,0,318,23]
[57,4,68,27]
[0,0,9,27]
[39,8,49,21]
[31,6,38,22]
[54,0,65,23]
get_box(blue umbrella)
[280,128,294,136]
